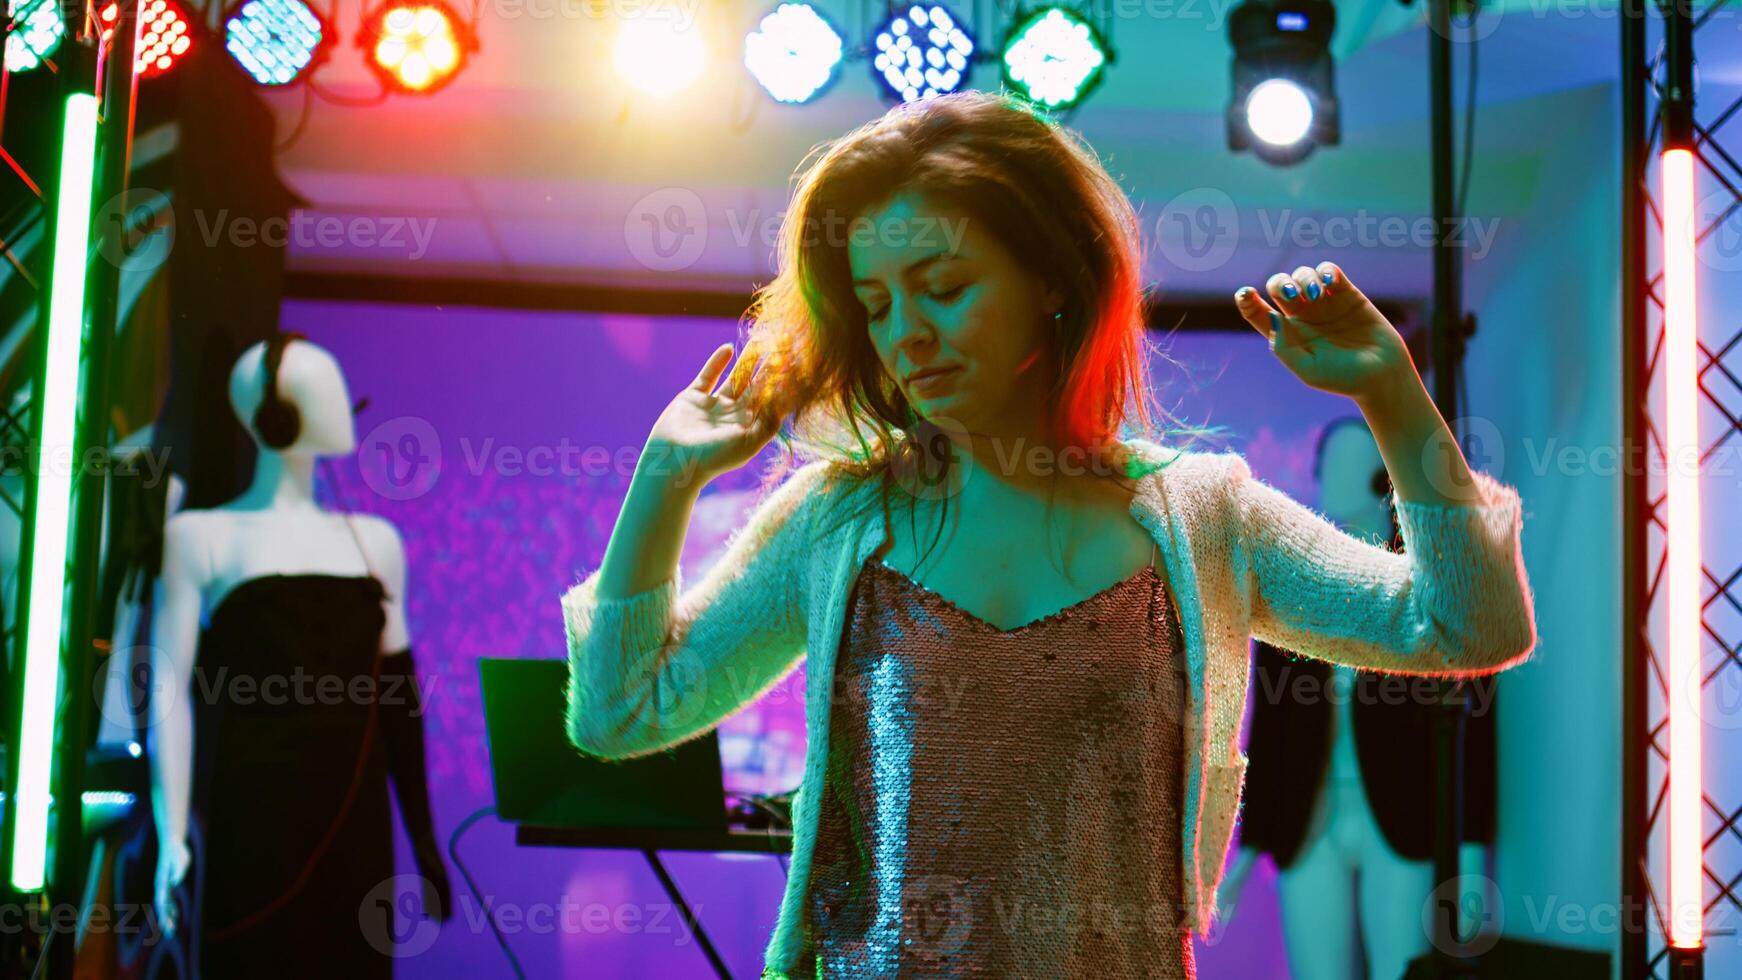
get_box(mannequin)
[1219,418,1491,979]
[148,333,449,974]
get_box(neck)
[947,412,1110,502]
[235,449,323,511]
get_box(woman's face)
[848,192,1060,438]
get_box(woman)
[561,91,1536,979]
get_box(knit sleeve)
[560,460,833,760]
[1231,453,1537,676]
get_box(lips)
[905,366,960,385]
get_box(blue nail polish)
[1320,269,1334,285]
[1280,281,1299,300]
[1305,280,1321,301]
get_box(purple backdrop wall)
[284,297,1355,978]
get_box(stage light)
[1001,7,1109,111]
[6,0,64,73]
[744,3,843,105]
[871,3,974,104]
[613,17,705,98]
[8,90,98,893]
[361,1,473,94]
[1661,144,1703,951]
[225,0,331,86]
[1245,78,1312,145]
[1226,0,1339,166]
[100,0,195,78]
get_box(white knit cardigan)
[560,438,1537,978]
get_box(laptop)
[479,657,727,832]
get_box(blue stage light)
[225,0,331,86]
[871,4,974,104]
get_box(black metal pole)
[1619,0,1647,975]
[1427,0,1471,972]
[45,5,137,976]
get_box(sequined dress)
[796,545,1194,978]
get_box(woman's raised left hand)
[1232,262,1415,403]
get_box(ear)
[1044,283,1066,316]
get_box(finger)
[719,345,762,400]
[1232,286,1280,345]
[1264,271,1304,315]
[690,343,735,394]
[1313,260,1344,297]
[1291,265,1322,304]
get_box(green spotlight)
[1001,6,1110,111]
[8,90,99,893]
[5,0,66,72]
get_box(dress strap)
[1150,538,1159,570]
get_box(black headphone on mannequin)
[253,330,371,449]
[253,330,309,450]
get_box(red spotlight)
[359,0,474,94]
[100,0,195,78]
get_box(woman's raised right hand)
[642,342,780,490]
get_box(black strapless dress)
[192,574,394,978]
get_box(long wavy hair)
[736,91,1211,559]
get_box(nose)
[883,293,935,358]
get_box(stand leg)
[642,848,734,980]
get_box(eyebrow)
[852,252,953,288]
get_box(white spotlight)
[1245,78,1314,147]
[614,17,705,97]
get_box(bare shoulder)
[162,510,219,582]
[164,508,221,547]
[344,512,405,563]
